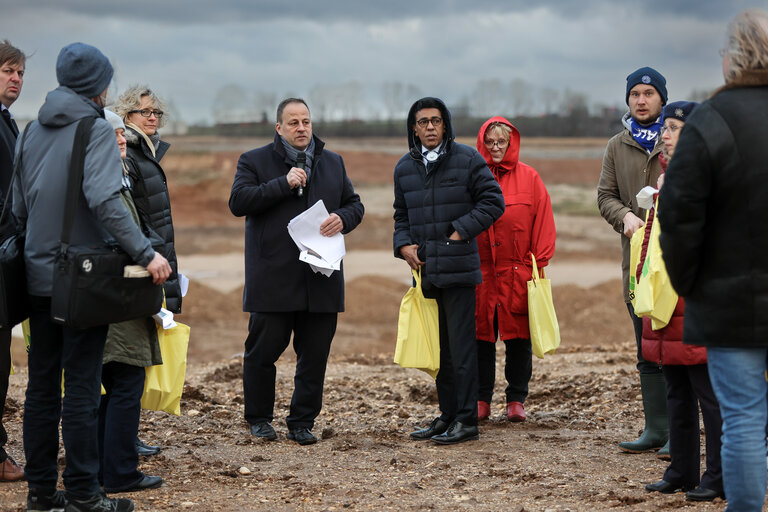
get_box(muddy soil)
[0,137,728,511]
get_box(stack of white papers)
[288,200,346,277]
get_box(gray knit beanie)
[104,109,125,132]
[56,42,114,98]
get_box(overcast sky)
[2,0,756,126]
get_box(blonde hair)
[485,122,511,141]
[114,84,168,129]
[724,9,768,82]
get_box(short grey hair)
[723,9,768,82]
[114,84,168,128]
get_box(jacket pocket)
[432,238,480,278]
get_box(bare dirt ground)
[0,137,729,511]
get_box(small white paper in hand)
[153,308,178,330]
[636,186,659,210]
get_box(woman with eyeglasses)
[97,110,164,493]
[473,117,555,422]
[115,86,181,457]
[641,101,724,502]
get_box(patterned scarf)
[280,136,315,182]
[628,117,662,153]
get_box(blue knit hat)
[661,101,699,123]
[56,42,114,98]
[625,67,667,106]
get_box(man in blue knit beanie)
[597,66,670,457]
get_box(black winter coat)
[124,127,182,313]
[229,133,364,313]
[659,70,768,348]
[393,97,504,288]
[0,109,18,241]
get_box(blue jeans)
[23,296,107,498]
[707,347,768,511]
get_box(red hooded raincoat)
[474,117,556,342]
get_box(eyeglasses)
[660,124,682,135]
[416,117,442,128]
[484,139,508,149]
[128,109,164,119]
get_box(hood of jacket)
[37,86,103,128]
[406,96,455,159]
[476,116,520,176]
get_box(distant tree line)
[193,78,713,138]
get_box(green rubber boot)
[619,372,669,453]
[657,439,671,460]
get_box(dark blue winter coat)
[393,97,504,288]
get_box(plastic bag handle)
[411,267,422,288]
[530,253,541,284]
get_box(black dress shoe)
[105,474,163,493]
[686,486,723,501]
[409,418,450,441]
[135,437,161,456]
[645,480,691,494]
[430,421,479,445]
[249,422,277,440]
[287,427,317,445]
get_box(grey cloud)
[6,0,749,24]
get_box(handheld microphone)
[296,151,306,197]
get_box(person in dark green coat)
[98,109,164,493]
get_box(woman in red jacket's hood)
[476,116,520,173]
[473,115,556,424]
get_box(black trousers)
[243,311,337,430]
[626,302,661,374]
[662,364,723,493]
[24,296,106,497]
[426,286,478,426]
[477,338,532,404]
[0,326,10,462]
[98,362,145,489]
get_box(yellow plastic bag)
[628,215,648,308]
[634,198,678,329]
[394,268,440,379]
[528,254,560,359]
[10,318,32,375]
[141,322,190,415]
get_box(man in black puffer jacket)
[394,97,504,444]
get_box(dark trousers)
[98,362,145,489]
[23,296,106,497]
[428,286,478,426]
[626,302,661,374]
[662,364,723,493]
[243,311,337,430]
[477,338,532,404]
[0,326,11,462]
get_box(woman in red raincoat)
[475,117,556,421]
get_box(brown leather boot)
[0,456,24,482]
